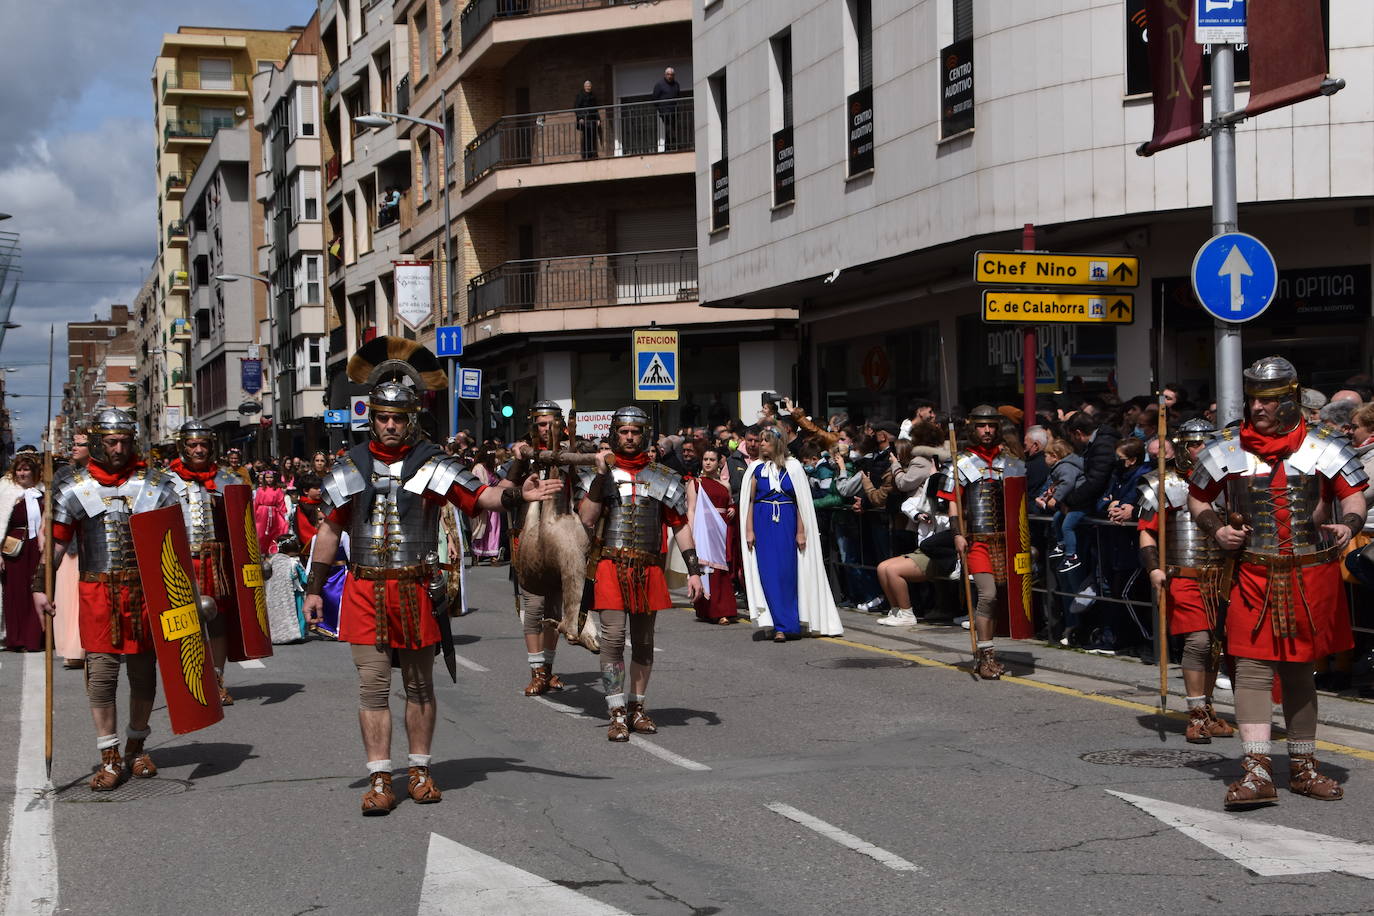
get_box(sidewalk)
[837,607,1374,736]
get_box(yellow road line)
[820,636,1374,763]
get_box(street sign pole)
[1021,223,1036,434]
[449,357,458,439]
[1211,43,1243,427]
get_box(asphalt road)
[4,565,1374,915]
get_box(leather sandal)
[1289,753,1343,801]
[974,647,1005,680]
[546,671,565,691]
[1185,707,1213,744]
[607,707,630,742]
[217,673,233,707]
[523,666,551,697]
[89,746,125,792]
[1205,705,1236,738]
[1224,753,1278,810]
[361,772,396,816]
[407,766,442,804]
[124,738,157,779]
[627,701,657,735]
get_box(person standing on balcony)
[574,80,601,160]
[652,67,683,152]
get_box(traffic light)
[499,390,516,419]
[487,390,500,430]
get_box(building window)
[416,7,431,80]
[298,254,323,304]
[769,31,795,206]
[419,139,432,205]
[843,0,875,175]
[440,0,453,56]
[708,71,729,231]
[939,0,975,139]
[297,169,320,221]
[295,85,316,138]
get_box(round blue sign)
[1190,232,1278,323]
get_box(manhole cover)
[1080,748,1224,768]
[807,656,915,670]
[56,777,192,803]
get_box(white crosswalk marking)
[532,697,711,770]
[452,654,488,673]
[3,655,59,914]
[419,832,630,915]
[766,803,923,873]
[237,659,266,669]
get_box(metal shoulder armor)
[997,455,1026,477]
[50,472,84,526]
[1190,429,1243,490]
[1136,470,1162,518]
[140,468,183,512]
[955,453,984,486]
[1292,427,1368,488]
[574,465,601,501]
[639,463,688,515]
[214,468,241,490]
[405,455,481,498]
[322,457,366,512]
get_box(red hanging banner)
[220,483,274,661]
[130,506,224,735]
[1245,0,1330,118]
[1139,0,1205,156]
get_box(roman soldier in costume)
[1137,418,1235,744]
[32,408,182,791]
[941,405,1026,680]
[500,400,580,696]
[1188,357,1367,810]
[167,418,243,706]
[302,382,559,815]
[577,406,703,741]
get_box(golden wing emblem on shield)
[244,504,269,638]
[161,531,208,706]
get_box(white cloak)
[739,457,843,636]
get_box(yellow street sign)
[632,328,679,401]
[975,251,1140,287]
[982,291,1135,325]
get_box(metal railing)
[396,75,410,116]
[323,68,340,101]
[162,71,251,94]
[167,220,188,241]
[164,171,192,193]
[164,117,234,142]
[460,0,612,49]
[464,98,692,185]
[467,248,697,317]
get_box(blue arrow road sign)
[459,367,482,400]
[436,325,463,358]
[1190,232,1277,323]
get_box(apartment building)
[60,304,139,447]
[145,26,303,446]
[319,0,412,414]
[694,1,1374,415]
[255,14,330,457]
[184,125,273,450]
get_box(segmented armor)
[1138,470,1224,572]
[599,464,688,556]
[51,466,180,574]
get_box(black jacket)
[652,77,682,111]
[1025,452,1049,496]
[1063,425,1121,513]
[573,90,600,120]
[726,449,751,500]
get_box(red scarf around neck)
[968,443,1002,465]
[611,451,651,471]
[369,441,412,463]
[88,458,146,487]
[1240,420,1307,464]
[170,457,220,488]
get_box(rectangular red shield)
[1000,473,1034,639]
[219,484,274,661]
[130,505,224,735]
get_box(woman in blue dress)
[745,430,803,641]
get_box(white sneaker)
[1214,673,1232,691]
[877,609,917,627]
[956,616,970,630]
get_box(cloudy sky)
[0,0,314,447]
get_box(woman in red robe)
[693,447,738,623]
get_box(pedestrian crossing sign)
[632,328,679,400]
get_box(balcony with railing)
[164,170,193,199]
[464,98,693,191]
[395,75,410,116]
[162,70,252,98]
[164,117,235,146]
[459,0,690,75]
[467,248,697,319]
[167,220,189,246]
[325,152,342,188]
[323,68,340,109]
[169,269,190,292]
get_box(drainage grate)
[1080,748,1225,768]
[807,656,915,670]
[57,777,192,803]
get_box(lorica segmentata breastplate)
[955,451,1024,536]
[1139,470,1223,569]
[600,463,687,554]
[349,457,441,569]
[54,468,176,574]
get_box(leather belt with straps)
[80,569,141,584]
[350,564,432,582]
[600,546,664,565]
[1240,544,1341,570]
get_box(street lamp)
[215,273,271,287]
[354,96,457,436]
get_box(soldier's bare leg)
[971,573,1003,679]
[627,613,657,734]
[353,644,399,814]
